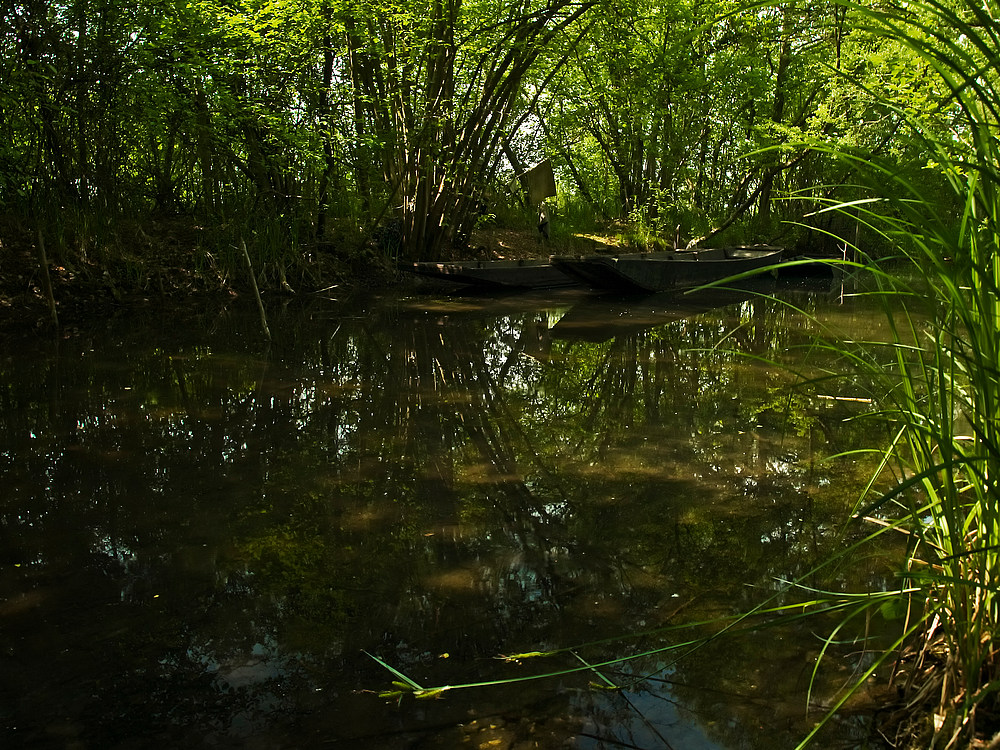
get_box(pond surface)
[1,278,898,749]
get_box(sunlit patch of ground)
[468,227,622,261]
[467,228,550,260]
[570,232,622,249]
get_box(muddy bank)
[0,221,387,335]
[0,219,612,335]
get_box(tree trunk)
[759,6,794,228]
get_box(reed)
[791,0,1000,745]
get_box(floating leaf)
[414,686,451,700]
[588,681,620,691]
[500,651,552,661]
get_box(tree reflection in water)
[0,282,893,749]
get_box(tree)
[343,0,596,258]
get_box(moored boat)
[400,258,578,289]
[549,246,783,292]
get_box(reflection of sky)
[180,636,301,740]
[572,686,729,750]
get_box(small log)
[240,238,271,341]
[35,228,59,327]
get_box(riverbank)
[0,219,623,334]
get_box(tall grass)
[797,0,1000,746]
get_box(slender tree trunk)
[759,6,794,227]
[345,16,376,211]
[75,2,89,213]
[537,117,605,217]
[194,87,217,215]
[317,22,337,239]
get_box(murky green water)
[1,279,898,748]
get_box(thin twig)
[240,238,271,341]
[35,227,59,328]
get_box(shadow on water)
[0,280,896,748]
[549,281,778,343]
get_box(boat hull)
[550,246,783,292]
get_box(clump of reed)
[797,0,1000,746]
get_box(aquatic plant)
[787,0,1000,746]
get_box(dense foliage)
[795,1,1000,745]
[0,0,963,282]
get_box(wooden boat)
[400,258,578,289]
[549,246,783,292]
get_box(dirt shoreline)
[1,224,620,336]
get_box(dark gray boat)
[400,258,578,289]
[549,246,783,292]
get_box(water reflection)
[1,282,892,748]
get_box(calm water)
[1,279,898,748]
